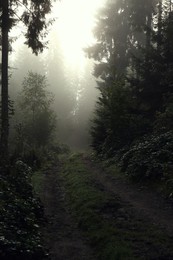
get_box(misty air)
[1,1,173,259]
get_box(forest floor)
[35,153,173,259]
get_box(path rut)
[40,165,95,260]
[82,156,173,236]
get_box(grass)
[60,153,132,259]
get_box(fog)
[8,0,106,151]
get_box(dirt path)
[82,155,173,236]
[38,154,173,259]
[39,165,95,260]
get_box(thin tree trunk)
[170,0,172,12]
[146,14,152,54]
[157,0,162,52]
[1,0,9,163]
[145,2,152,76]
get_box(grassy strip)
[60,154,132,260]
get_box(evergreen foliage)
[0,0,54,162]
[86,0,173,182]
[14,72,56,161]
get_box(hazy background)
[8,0,106,151]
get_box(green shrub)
[119,131,173,181]
[0,161,44,259]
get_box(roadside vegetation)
[0,161,44,260]
[0,142,68,259]
[0,70,60,259]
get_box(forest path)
[39,163,96,260]
[81,155,173,236]
[39,153,173,259]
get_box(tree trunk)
[157,0,162,50]
[170,0,172,12]
[1,0,9,163]
[145,1,152,77]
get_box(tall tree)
[130,0,173,118]
[17,71,55,152]
[85,0,173,157]
[0,0,53,163]
[1,0,10,162]
[44,30,76,144]
[86,0,131,82]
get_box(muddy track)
[39,165,95,260]
[82,156,173,237]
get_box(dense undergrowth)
[120,131,173,179]
[0,142,69,259]
[102,131,173,197]
[0,161,45,260]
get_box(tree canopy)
[16,71,56,152]
[0,0,54,163]
[86,0,173,181]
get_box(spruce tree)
[0,0,53,163]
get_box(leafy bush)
[0,161,44,259]
[119,131,173,181]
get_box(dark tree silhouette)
[85,0,173,158]
[0,0,53,163]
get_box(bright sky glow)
[10,0,105,70]
[52,0,105,67]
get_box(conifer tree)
[0,0,53,163]
[86,0,173,156]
